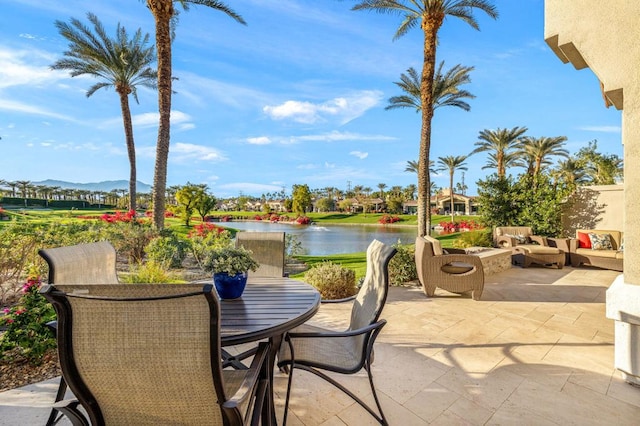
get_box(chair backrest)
[41,283,237,425]
[493,226,533,244]
[38,241,118,284]
[235,231,286,277]
[349,239,396,332]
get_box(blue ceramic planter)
[213,272,248,299]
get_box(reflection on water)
[219,221,417,255]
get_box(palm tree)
[354,0,498,237]
[436,155,468,222]
[472,126,528,178]
[405,159,435,174]
[52,13,156,212]
[386,62,475,113]
[145,0,245,229]
[518,136,569,177]
[553,159,588,185]
[377,183,387,199]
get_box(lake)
[219,221,417,255]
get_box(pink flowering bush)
[187,222,225,238]
[295,216,310,225]
[100,210,136,223]
[0,277,57,363]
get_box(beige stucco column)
[545,0,640,385]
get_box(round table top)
[219,277,321,346]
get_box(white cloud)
[350,150,368,159]
[0,46,62,89]
[247,136,272,145]
[100,110,194,129]
[178,123,196,131]
[263,90,383,125]
[170,142,227,163]
[578,125,621,133]
[274,130,395,145]
[0,99,75,121]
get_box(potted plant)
[202,246,259,299]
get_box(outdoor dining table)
[218,276,321,424]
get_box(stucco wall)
[563,185,624,237]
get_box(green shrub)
[144,234,187,269]
[104,222,158,263]
[452,230,493,249]
[120,261,184,284]
[388,242,417,286]
[0,277,56,364]
[304,261,357,300]
[189,229,233,270]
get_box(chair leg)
[282,362,295,426]
[46,376,68,426]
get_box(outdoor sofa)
[569,229,623,271]
[493,226,565,269]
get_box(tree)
[574,140,623,185]
[316,197,335,212]
[553,158,588,186]
[436,155,468,222]
[471,126,527,178]
[377,183,387,199]
[354,0,497,237]
[52,13,157,212]
[387,62,475,113]
[517,136,569,177]
[292,184,312,215]
[194,193,217,221]
[175,183,206,226]
[145,0,245,229]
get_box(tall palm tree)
[472,126,528,178]
[145,0,245,229]
[377,183,387,199]
[52,13,157,212]
[386,62,475,113]
[518,136,569,177]
[436,155,468,222]
[354,0,498,237]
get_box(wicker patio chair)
[277,239,397,425]
[38,241,119,426]
[415,235,485,300]
[40,283,271,426]
[236,231,286,277]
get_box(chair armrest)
[548,237,570,252]
[52,399,89,426]
[444,248,467,254]
[285,320,387,340]
[224,341,271,409]
[432,254,484,272]
[496,235,516,248]
[530,235,548,246]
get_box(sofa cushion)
[576,229,621,250]
[518,245,561,255]
[577,232,592,249]
[589,233,613,250]
[576,248,618,259]
[616,251,624,260]
[505,234,528,244]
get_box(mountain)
[33,180,152,193]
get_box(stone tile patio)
[2,266,640,425]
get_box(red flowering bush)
[439,221,459,233]
[221,215,231,222]
[295,216,310,225]
[254,215,263,221]
[270,214,280,222]
[379,214,401,224]
[0,277,57,363]
[188,222,225,238]
[100,210,136,223]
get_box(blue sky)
[0,0,622,198]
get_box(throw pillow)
[505,234,528,244]
[577,232,591,249]
[589,233,613,250]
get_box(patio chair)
[415,235,485,300]
[236,231,286,277]
[38,241,119,426]
[494,226,565,269]
[277,239,397,425]
[40,283,271,426]
[225,231,287,370]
